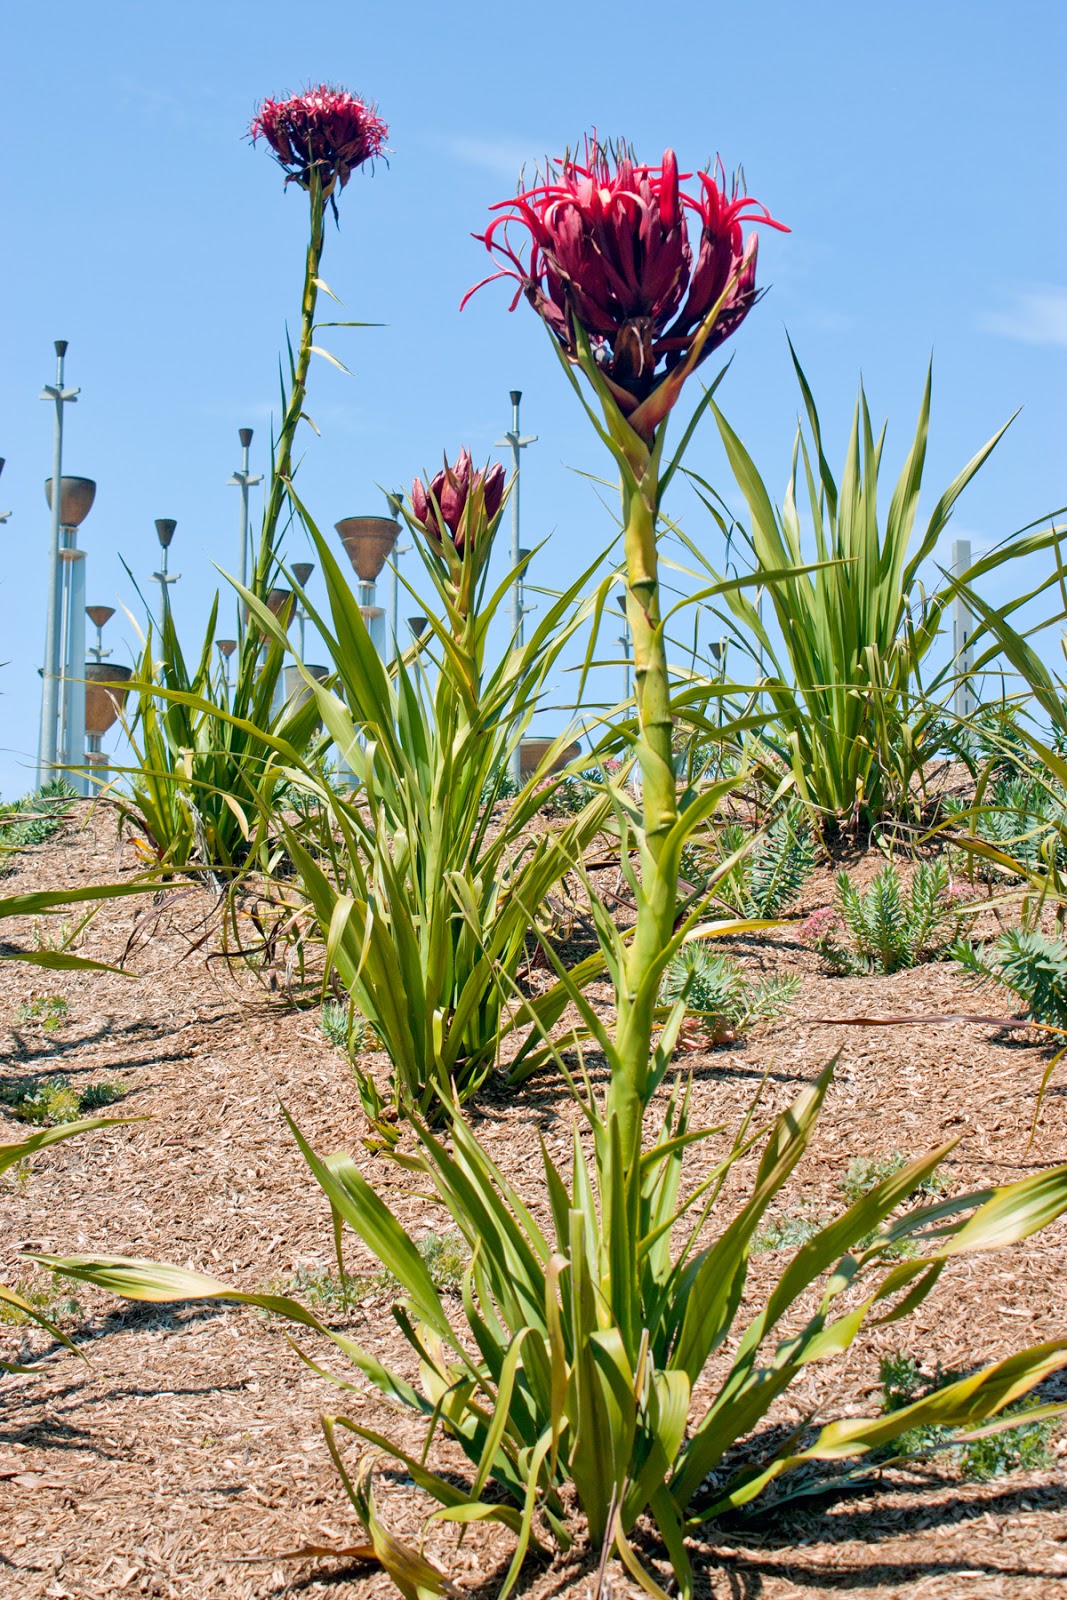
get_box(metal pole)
[358,581,387,658]
[495,390,537,785]
[229,427,261,643]
[617,593,632,703]
[38,341,79,785]
[952,537,974,721]
[152,520,180,623]
[62,545,87,791]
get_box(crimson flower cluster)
[250,85,387,194]
[410,450,505,558]
[464,140,787,436]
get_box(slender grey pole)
[229,428,261,643]
[64,549,87,792]
[495,390,537,785]
[618,594,632,703]
[38,341,80,785]
[952,537,974,720]
[391,544,411,661]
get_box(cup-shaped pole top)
[335,516,399,583]
[45,476,96,528]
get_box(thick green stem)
[253,172,326,596]
[608,460,680,1163]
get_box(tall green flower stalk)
[468,140,788,1165]
[254,166,326,591]
[249,85,388,593]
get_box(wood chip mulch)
[2,802,1065,1599]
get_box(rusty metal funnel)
[45,476,96,527]
[334,516,399,583]
[84,664,132,736]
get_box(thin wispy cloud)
[442,134,554,180]
[980,284,1067,348]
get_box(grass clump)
[660,944,800,1046]
[753,1203,828,1254]
[0,1075,125,1127]
[755,1155,949,1257]
[879,1351,1059,1479]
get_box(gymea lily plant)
[42,141,1067,1598]
[252,460,620,1120]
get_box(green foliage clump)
[0,781,77,874]
[0,1075,125,1127]
[0,1272,82,1330]
[701,803,816,918]
[539,768,607,818]
[946,772,1067,884]
[479,764,520,809]
[841,1150,949,1207]
[15,994,71,1034]
[753,1203,828,1254]
[952,927,1067,1030]
[757,1153,948,1258]
[319,999,372,1055]
[805,859,964,975]
[283,1230,468,1311]
[879,1351,1059,1479]
[660,943,800,1044]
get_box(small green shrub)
[753,1204,828,1254]
[840,1151,949,1207]
[952,927,1067,1030]
[320,999,371,1054]
[946,772,1067,884]
[0,781,77,875]
[688,802,816,919]
[15,995,71,1034]
[418,1229,467,1292]
[0,1075,125,1127]
[879,1351,1059,1478]
[479,764,520,808]
[282,1230,468,1311]
[0,1273,82,1329]
[539,768,605,818]
[660,944,800,1044]
[803,860,965,975]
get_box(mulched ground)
[2,801,1066,1600]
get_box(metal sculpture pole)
[495,390,537,785]
[617,593,632,703]
[152,519,180,623]
[228,427,261,642]
[952,537,974,720]
[37,341,80,785]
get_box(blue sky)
[1,0,1065,797]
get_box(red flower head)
[410,449,505,559]
[250,85,387,196]
[463,139,787,440]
